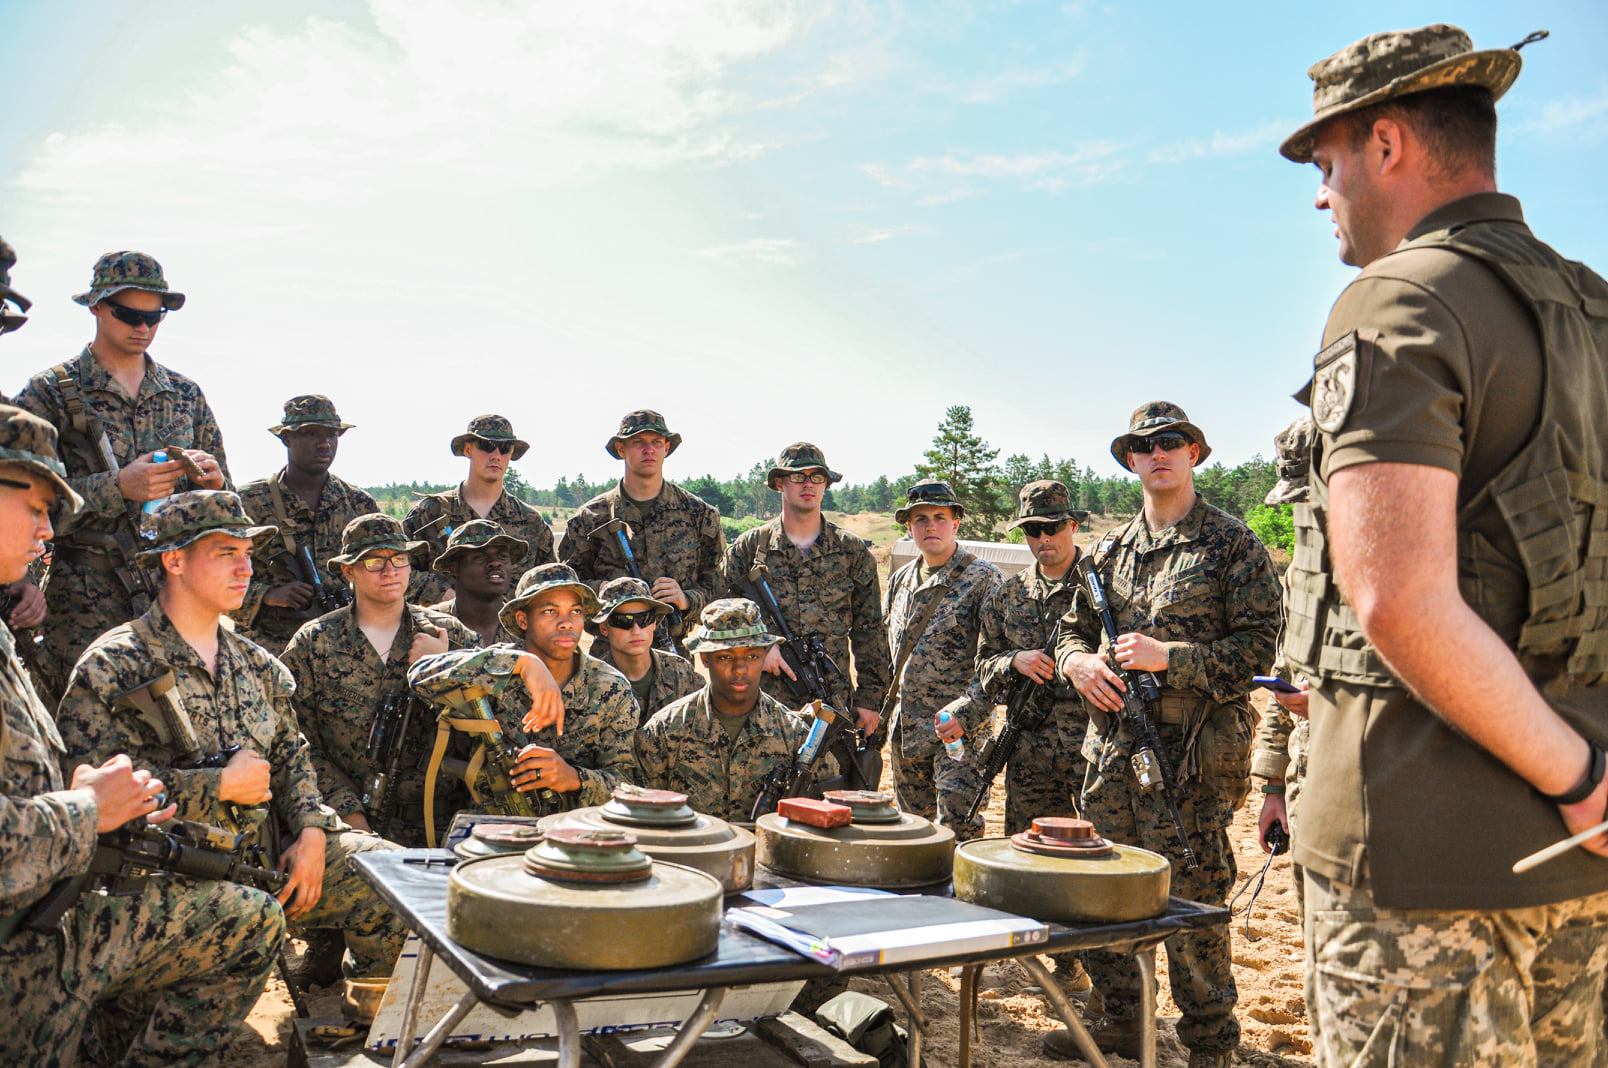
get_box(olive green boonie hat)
[0,237,31,335]
[1265,416,1317,506]
[606,409,682,460]
[1006,480,1090,531]
[268,395,354,438]
[894,479,966,525]
[1280,24,1542,164]
[327,512,428,570]
[432,518,529,573]
[0,405,84,517]
[73,250,186,310]
[1110,401,1212,471]
[499,562,602,636]
[766,442,842,489]
[137,491,276,564]
[451,414,529,461]
[685,598,782,655]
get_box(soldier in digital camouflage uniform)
[234,395,377,655]
[720,442,890,736]
[428,519,527,647]
[635,598,811,823]
[280,514,478,847]
[409,563,640,820]
[884,479,1002,841]
[560,410,725,655]
[404,415,556,605]
[588,577,704,724]
[0,238,49,634]
[16,251,231,705]
[54,491,407,988]
[1281,27,1608,1065]
[0,407,282,1067]
[1052,404,1279,1066]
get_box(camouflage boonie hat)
[499,562,601,636]
[73,250,186,310]
[606,409,682,460]
[432,518,530,573]
[268,395,354,438]
[136,491,276,563]
[0,237,31,336]
[685,598,782,655]
[1006,480,1090,531]
[327,512,428,570]
[586,576,675,635]
[0,405,84,516]
[1265,416,1317,506]
[766,442,842,488]
[451,414,529,461]
[1110,401,1212,471]
[894,479,966,525]
[1281,24,1536,163]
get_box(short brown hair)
[1344,85,1497,181]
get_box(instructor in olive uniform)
[1054,404,1279,1067]
[1280,25,1608,1064]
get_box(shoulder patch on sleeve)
[1310,331,1361,434]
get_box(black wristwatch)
[1539,741,1606,806]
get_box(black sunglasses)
[103,301,167,328]
[1020,519,1069,539]
[606,609,658,631]
[1127,432,1189,456]
[470,438,514,456]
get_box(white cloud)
[694,237,804,265]
[1516,87,1608,136]
[917,189,981,206]
[1147,119,1295,163]
[955,54,1086,104]
[847,225,920,244]
[906,143,1127,191]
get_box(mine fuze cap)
[1007,480,1089,531]
[606,409,682,460]
[433,518,529,573]
[328,512,427,570]
[1280,24,1543,163]
[1111,401,1211,471]
[73,250,186,310]
[500,562,601,635]
[0,235,30,319]
[0,404,83,516]
[137,491,276,563]
[452,414,529,461]
[767,442,842,488]
[894,479,966,525]
[1266,416,1317,506]
[269,394,353,438]
[685,598,782,654]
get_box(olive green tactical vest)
[1287,221,1608,688]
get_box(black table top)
[356,849,1225,1011]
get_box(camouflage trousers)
[1004,706,1089,978]
[0,874,283,1068]
[1305,870,1608,1067]
[36,560,148,707]
[1080,778,1239,1053]
[891,719,987,843]
[297,829,407,977]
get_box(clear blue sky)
[2,1,1604,490]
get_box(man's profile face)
[620,432,669,480]
[167,533,255,615]
[455,544,512,600]
[518,589,587,662]
[284,425,340,476]
[0,467,55,585]
[907,504,959,559]
[1311,121,1389,268]
[703,646,765,708]
[90,289,164,360]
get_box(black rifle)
[750,700,863,821]
[735,563,873,794]
[362,691,417,837]
[1084,568,1198,869]
[596,518,681,653]
[24,818,287,934]
[963,622,1062,824]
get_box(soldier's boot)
[1040,1015,1144,1061]
[1187,1049,1235,1068]
[1052,957,1094,1002]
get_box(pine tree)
[913,406,1010,541]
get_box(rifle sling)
[265,476,301,558]
[423,713,502,848]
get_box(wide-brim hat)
[1265,416,1316,506]
[499,562,602,636]
[1005,479,1090,531]
[766,441,843,488]
[894,478,966,525]
[606,409,683,460]
[327,512,428,570]
[451,414,530,461]
[684,597,783,655]
[0,405,84,517]
[136,490,276,564]
[269,394,354,438]
[432,519,530,573]
[1110,401,1211,472]
[72,250,186,310]
[585,576,675,636]
[1280,24,1529,164]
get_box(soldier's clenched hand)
[277,827,327,920]
[1011,649,1056,683]
[220,748,273,805]
[512,745,580,793]
[72,754,175,832]
[263,582,314,609]
[1113,632,1169,673]
[409,625,449,664]
[1063,651,1127,713]
[117,451,186,503]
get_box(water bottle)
[142,451,168,516]
[938,711,965,761]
